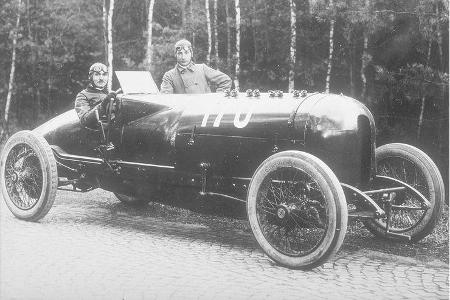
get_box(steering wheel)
[105,88,122,123]
[104,88,122,145]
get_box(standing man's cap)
[174,39,192,54]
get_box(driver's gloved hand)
[106,91,117,99]
[100,91,117,112]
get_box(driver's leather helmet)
[88,62,108,89]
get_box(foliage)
[0,0,448,193]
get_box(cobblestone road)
[1,189,448,300]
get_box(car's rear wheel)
[0,130,58,221]
[364,143,444,242]
[114,193,151,206]
[247,151,347,269]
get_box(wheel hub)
[276,205,289,220]
[11,172,18,183]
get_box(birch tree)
[417,0,434,139]
[360,0,372,102]
[325,0,335,93]
[205,0,211,65]
[234,0,240,91]
[182,0,187,26]
[263,1,270,57]
[360,31,368,99]
[347,27,356,97]
[103,0,108,63]
[213,0,218,67]
[107,0,114,91]
[190,0,196,50]
[146,0,156,67]
[1,0,22,140]
[225,0,231,69]
[288,0,296,92]
[435,0,447,157]
[416,0,443,139]
[26,0,40,117]
[435,1,444,71]
[417,42,432,139]
[252,0,257,71]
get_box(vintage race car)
[0,72,444,269]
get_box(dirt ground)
[128,187,449,265]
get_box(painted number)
[201,109,253,128]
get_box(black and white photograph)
[0,0,448,299]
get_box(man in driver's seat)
[75,62,115,129]
[75,62,117,155]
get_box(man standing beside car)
[160,39,232,94]
[74,62,116,129]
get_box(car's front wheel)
[247,151,347,269]
[0,130,58,221]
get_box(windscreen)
[115,71,159,94]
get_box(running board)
[51,145,175,170]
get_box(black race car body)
[1,80,444,269]
[35,92,375,193]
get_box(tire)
[247,150,348,269]
[364,143,444,242]
[0,130,58,221]
[114,193,151,206]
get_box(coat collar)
[176,61,195,74]
[86,83,108,93]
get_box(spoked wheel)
[247,151,347,269]
[364,143,444,242]
[0,130,58,221]
[114,193,151,206]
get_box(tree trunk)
[325,19,335,93]
[107,0,114,91]
[361,32,368,101]
[213,0,218,68]
[146,0,156,67]
[324,0,335,93]
[417,89,426,140]
[234,0,240,91]
[27,0,39,120]
[252,0,257,71]
[33,0,41,119]
[182,0,187,27]
[436,1,448,165]
[47,33,53,116]
[436,2,444,71]
[26,0,31,37]
[225,0,231,70]
[263,1,270,57]
[103,0,108,63]
[417,87,426,140]
[205,0,211,65]
[190,0,196,50]
[349,32,355,97]
[307,0,313,15]
[417,41,432,139]
[360,0,372,102]
[289,0,296,92]
[1,0,22,140]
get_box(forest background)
[0,0,448,196]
